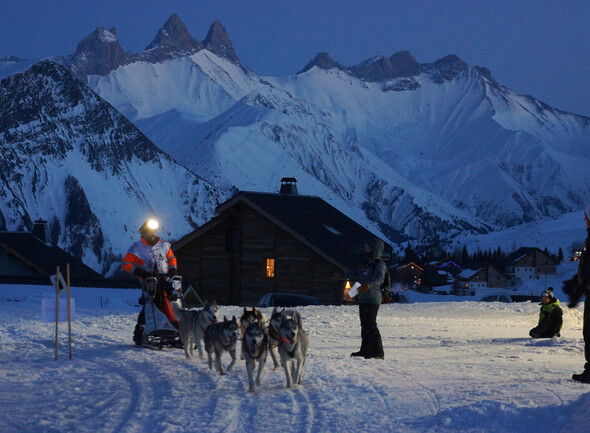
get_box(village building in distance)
[0,182,560,304]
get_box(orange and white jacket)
[122,238,177,276]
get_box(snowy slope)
[0,60,222,275]
[85,38,590,252]
[274,65,590,225]
[2,262,590,433]
[87,50,265,122]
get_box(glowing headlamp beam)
[146,219,159,230]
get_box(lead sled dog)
[204,315,240,375]
[239,307,267,360]
[171,299,219,360]
[274,308,308,388]
[242,321,268,393]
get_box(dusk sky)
[1,0,589,117]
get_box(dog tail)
[170,299,184,318]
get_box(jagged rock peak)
[389,50,421,76]
[68,26,131,78]
[145,13,204,54]
[349,50,421,81]
[430,54,469,82]
[76,27,120,53]
[202,20,239,62]
[298,52,344,74]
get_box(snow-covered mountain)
[0,60,222,275]
[1,14,589,273]
[79,16,590,245]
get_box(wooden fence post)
[67,263,72,360]
[54,266,60,360]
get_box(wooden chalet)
[505,247,557,281]
[172,178,392,306]
[0,219,106,286]
[453,264,509,296]
[396,262,423,289]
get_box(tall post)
[67,263,72,360]
[54,266,60,360]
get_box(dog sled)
[135,275,184,350]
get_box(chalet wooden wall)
[175,204,344,306]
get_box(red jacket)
[122,238,177,276]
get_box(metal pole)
[67,263,72,360]
[55,266,60,360]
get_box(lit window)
[265,259,275,278]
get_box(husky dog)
[242,322,268,393]
[267,307,286,369]
[239,307,267,360]
[204,316,240,375]
[277,309,308,388]
[171,299,219,360]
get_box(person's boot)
[572,370,590,383]
[363,329,384,360]
[351,330,369,357]
[133,324,145,346]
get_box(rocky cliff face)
[0,60,221,274]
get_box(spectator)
[529,287,562,338]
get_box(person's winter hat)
[541,287,554,299]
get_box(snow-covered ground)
[1,262,590,433]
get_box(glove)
[568,292,583,309]
[133,268,151,279]
[562,276,578,297]
[358,284,370,294]
[167,268,178,276]
[563,275,584,308]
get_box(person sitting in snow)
[122,218,179,345]
[529,287,563,338]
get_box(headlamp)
[139,219,159,234]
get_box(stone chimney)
[32,219,51,244]
[279,177,298,195]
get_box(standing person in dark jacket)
[529,287,563,338]
[335,238,385,359]
[566,206,590,382]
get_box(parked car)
[480,293,541,303]
[255,293,322,308]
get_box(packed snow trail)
[1,284,590,433]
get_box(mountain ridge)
[0,14,589,274]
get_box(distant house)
[436,260,463,276]
[0,219,106,286]
[396,262,423,289]
[505,247,557,282]
[454,264,509,296]
[420,265,455,292]
[172,178,393,306]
